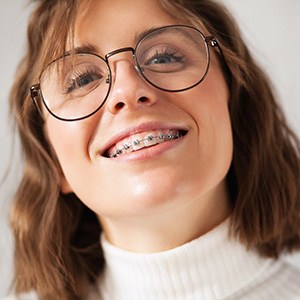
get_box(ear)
[60,175,73,194]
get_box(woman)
[9,0,300,299]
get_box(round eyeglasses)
[30,25,221,121]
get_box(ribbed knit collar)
[98,219,273,299]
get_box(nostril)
[115,102,125,110]
[111,96,151,113]
[138,96,149,103]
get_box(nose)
[105,52,158,114]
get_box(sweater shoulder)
[225,258,300,300]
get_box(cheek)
[184,65,233,176]
[44,119,93,181]
[197,59,231,133]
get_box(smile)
[104,129,188,158]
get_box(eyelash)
[64,68,101,94]
[144,47,186,65]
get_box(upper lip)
[98,121,189,157]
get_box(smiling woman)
[7,0,300,299]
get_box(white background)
[0,0,299,297]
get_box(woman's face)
[45,0,233,219]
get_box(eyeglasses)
[30,25,221,121]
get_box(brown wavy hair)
[9,0,300,299]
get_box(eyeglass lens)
[39,26,209,121]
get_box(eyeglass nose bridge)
[104,46,143,85]
[105,47,135,61]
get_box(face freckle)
[45,0,233,220]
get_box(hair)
[9,0,300,299]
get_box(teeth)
[116,149,123,155]
[157,133,165,143]
[108,129,185,158]
[144,133,157,147]
[147,135,154,140]
[132,138,144,151]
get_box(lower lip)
[107,134,187,162]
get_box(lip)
[97,121,189,159]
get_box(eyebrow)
[134,27,162,43]
[72,43,99,55]
[69,26,164,56]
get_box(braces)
[110,131,183,158]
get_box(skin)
[45,0,233,252]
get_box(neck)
[99,180,231,253]
[98,217,272,300]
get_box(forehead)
[74,0,179,52]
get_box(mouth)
[102,129,188,158]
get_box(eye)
[65,69,103,94]
[76,73,96,87]
[140,46,186,73]
[145,48,184,65]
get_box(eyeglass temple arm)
[205,36,231,80]
[30,84,44,118]
[205,36,224,56]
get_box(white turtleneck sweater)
[89,219,300,300]
[5,220,300,300]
